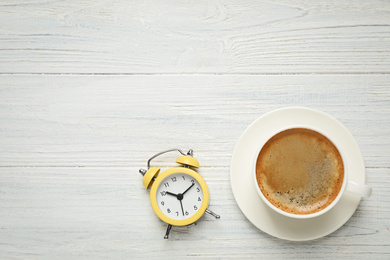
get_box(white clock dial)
[156,172,204,220]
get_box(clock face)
[156,172,204,220]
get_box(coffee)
[255,128,344,215]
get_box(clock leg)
[205,208,220,219]
[164,224,173,239]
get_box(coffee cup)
[253,125,372,219]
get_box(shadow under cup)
[253,127,347,219]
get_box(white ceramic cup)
[253,125,372,219]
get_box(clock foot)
[205,209,220,219]
[164,224,173,239]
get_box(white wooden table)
[1,1,389,259]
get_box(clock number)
[164,182,169,188]
[182,176,185,181]
[161,201,165,206]
[196,187,200,192]
[194,205,198,210]
[167,208,171,213]
[185,211,189,216]
[171,177,177,182]
[191,180,195,184]
[198,197,201,201]
[160,191,166,196]
[176,211,179,216]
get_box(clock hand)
[182,183,195,196]
[180,200,185,216]
[166,191,178,198]
[167,191,185,202]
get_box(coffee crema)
[255,128,344,215]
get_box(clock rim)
[150,167,209,226]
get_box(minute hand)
[182,183,195,196]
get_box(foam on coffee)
[255,128,344,215]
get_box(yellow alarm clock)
[139,149,219,239]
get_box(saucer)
[230,107,366,241]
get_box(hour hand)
[166,191,178,198]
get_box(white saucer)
[230,107,366,241]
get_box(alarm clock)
[139,148,220,239]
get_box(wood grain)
[0,0,389,74]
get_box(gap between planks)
[0,72,390,76]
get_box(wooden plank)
[0,75,389,168]
[0,0,389,73]
[0,166,388,258]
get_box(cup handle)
[345,180,372,198]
